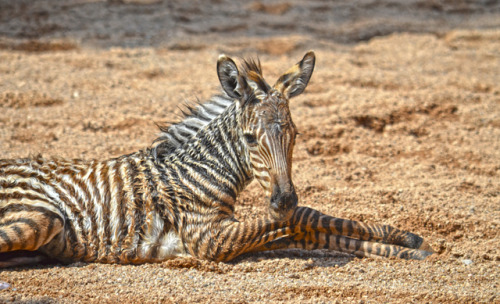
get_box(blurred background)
[1,0,499,50]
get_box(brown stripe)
[0,230,13,251]
[98,161,112,260]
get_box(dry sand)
[0,0,499,303]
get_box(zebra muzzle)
[269,185,298,221]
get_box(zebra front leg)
[292,207,433,252]
[249,207,433,260]
[0,202,64,267]
[249,231,433,260]
[185,207,432,262]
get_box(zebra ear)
[274,51,315,99]
[217,55,242,99]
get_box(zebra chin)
[269,189,298,222]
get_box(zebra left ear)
[274,51,316,99]
[217,55,242,99]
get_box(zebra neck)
[162,106,253,212]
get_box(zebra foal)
[0,52,433,267]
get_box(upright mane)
[151,94,233,158]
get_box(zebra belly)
[138,230,189,262]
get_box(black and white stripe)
[153,95,233,157]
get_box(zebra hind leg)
[0,202,64,267]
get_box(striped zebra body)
[0,52,433,267]
[1,154,177,264]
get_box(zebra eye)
[244,133,258,145]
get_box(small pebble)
[462,259,473,266]
[0,282,10,290]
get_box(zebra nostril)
[270,195,280,211]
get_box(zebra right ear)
[217,55,241,99]
[274,51,315,99]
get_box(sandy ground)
[0,0,499,303]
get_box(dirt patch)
[0,91,63,109]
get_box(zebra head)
[217,51,316,221]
